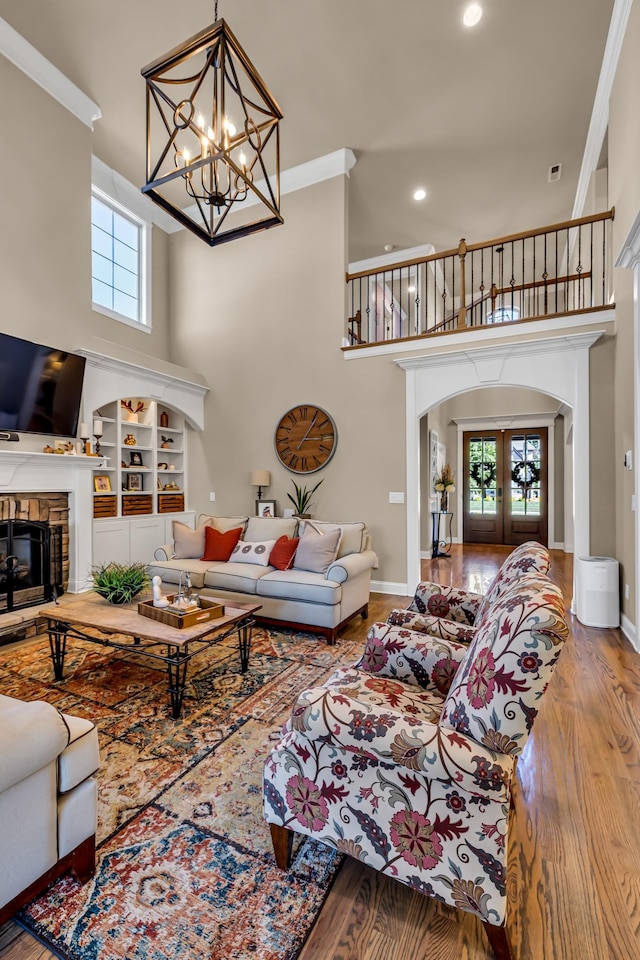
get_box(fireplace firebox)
[0,520,63,613]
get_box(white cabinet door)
[129,516,166,564]
[92,520,132,567]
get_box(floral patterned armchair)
[387,540,551,644]
[263,572,568,960]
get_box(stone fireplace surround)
[0,452,100,595]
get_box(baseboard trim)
[620,613,639,652]
[371,580,410,596]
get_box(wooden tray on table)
[138,595,225,629]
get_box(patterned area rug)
[1,625,364,960]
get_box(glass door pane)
[468,436,497,515]
[509,433,542,518]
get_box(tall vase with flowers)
[434,463,455,512]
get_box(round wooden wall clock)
[275,405,337,474]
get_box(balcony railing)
[345,209,615,347]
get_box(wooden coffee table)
[40,593,261,719]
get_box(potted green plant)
[91,561,150,604]
[287,478,324,518]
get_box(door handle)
[497,487,502,499]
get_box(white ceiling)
[0,0,615,260]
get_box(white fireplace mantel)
[0,451,107,593]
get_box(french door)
[463,428,548,546]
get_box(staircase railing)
[345,208,615,347]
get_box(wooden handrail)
[346,208,615,283]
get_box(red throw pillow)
[201,526,243,562]
[269,535,299,570]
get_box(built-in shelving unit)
[91,398,194,566]
[91,398,187,518]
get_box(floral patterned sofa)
[263,570,568,960]
[387,540,550,643]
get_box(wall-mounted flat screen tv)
[0,332,86,437]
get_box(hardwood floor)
[2,545,639,960]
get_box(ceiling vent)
[548,162,563,183]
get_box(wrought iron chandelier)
[141,1,283,246]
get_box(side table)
[431,511,453,558]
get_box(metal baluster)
[590,221,594,308]
[602,220,610,306]
[564,229,571,310]
[555,230,558,314]
[521,238,525,320]
[577,223,583,310]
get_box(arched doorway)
[396,330,603,610]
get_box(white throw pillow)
[229,539,277,566]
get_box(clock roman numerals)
[275,405,337,474]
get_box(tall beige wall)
[168,177,408,584]
[0,56,173,444]
[609,0,640,624]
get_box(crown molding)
[0,17,101,129]
[572,0,632,219]
[279,148,357,195]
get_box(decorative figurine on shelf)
[124,434,137,446]
[152,575,170,609]
[434,463,456,513]
[160,435,174,449]
[121,399,145,423]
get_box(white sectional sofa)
[149,515,378,644]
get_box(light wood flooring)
[2,545,639,959]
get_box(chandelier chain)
[215,0,219,20]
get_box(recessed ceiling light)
[413,188,427,201]
[463,4,483,27]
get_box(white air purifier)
[575,556,620,628]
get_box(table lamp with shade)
[251,470,270,501]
